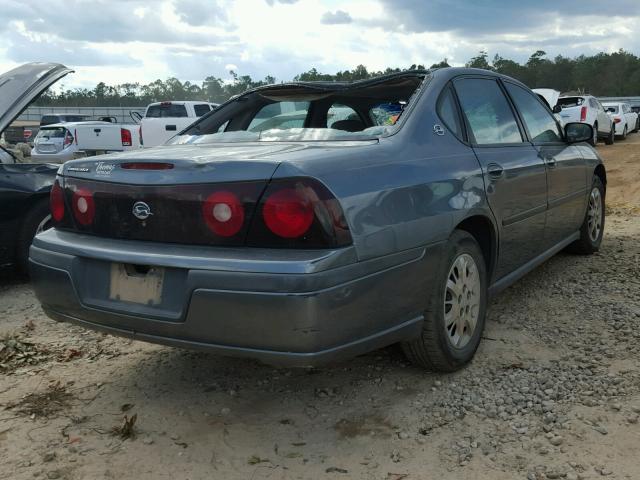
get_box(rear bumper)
[31,150,75,163]
[30,230,441,367]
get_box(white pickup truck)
[140,101,218,148]
[74,122,141,154]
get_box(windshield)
[558,97,584,108]
[172,73,427,144]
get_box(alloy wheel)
[587,187,603,242]
[444,253,481,349]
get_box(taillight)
[263,188,314,238]
[71,188,95,226]
[580,106,587,122]
[50,180,65,222]
[121,128,132,147]
[202,190,245,237]
[248,178,352,248]
[121,162,174,170]
[614,118,621,123]
[23,129,32,140]
[63,131,74,148]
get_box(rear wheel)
[604,125,615,145]
[402,230,487,372]
[590,122,598,146]
[621,125,628,140]
[567,176,605,254]
[16,198,52,275]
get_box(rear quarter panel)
[273,75,494,262]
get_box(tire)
[16,198,52,275]
[590,122,598,146]
[604,125,615,145]
[566,176,605,255]
[402,230,488,372]
[635,118,639,133]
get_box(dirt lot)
[1,136,639,480]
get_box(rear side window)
[505,83,563,143]
[454,78,522,145]
[437,86,463,139]
[194,104,211,117]
[146,104,188,118]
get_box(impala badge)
[132,201,153,220]
[433,124,445,136]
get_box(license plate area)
[109,263,165,305]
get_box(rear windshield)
[146,104,189,118]
[40,115,59,126]
[604,105,619,114]
[61,115,88,122]
[172,74,427,144]
[558,97,584,108]
[35,127,67,140]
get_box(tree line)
[35,50,640,107]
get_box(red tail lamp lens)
[202,191,244,237]
[72,188,96,225]
[580,106,587,122]
[50,180,65,222]
[121,128,132,146]
[263,188,314,238]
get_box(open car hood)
[532,88,560,109]
[0,63,73,135]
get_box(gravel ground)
[0,138,639,480]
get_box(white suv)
[603,102,639,140]
[557,95,614,146]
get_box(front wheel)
[567,176,605,254]
[402,230,487,372]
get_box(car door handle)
[487,163,504,178]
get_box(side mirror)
[565,122,593,144]
[552,105,562,114]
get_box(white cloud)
[0,0,638,88]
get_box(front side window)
[454,78,522,145]
[505,83,563,143]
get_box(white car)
[603,102,639,140]
[31,121,140,163]
[532,88,563,125]
[140,101,218,148]
[557,95,614,146]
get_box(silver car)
[30,67,606,371]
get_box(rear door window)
[194,104,211,117]
[454,78,523,145]
[146,104,189,118]
[505,83,563,143]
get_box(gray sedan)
[30,68,606,371]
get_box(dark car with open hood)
[0,63,73,273]
[30,68,606,370]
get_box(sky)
[1,0,639,89]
